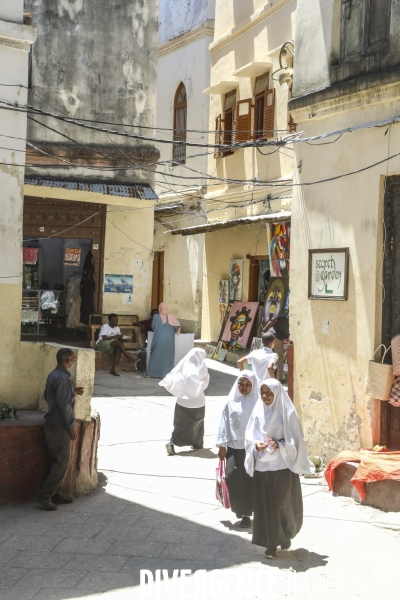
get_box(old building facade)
[153,0,215,335]
[22,0,159,344]
[290,0,400,456]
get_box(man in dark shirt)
[37,348,84,511]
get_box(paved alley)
[0,362,400,600]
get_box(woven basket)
[364,345,393,401]
[391,334,400,376]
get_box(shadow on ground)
[0,484,329,599]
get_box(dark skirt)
[170,403,205,448]
[225,447,254,518]
[252,468,303,549]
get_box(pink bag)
[215,459,231,508]
[389,376,400,408]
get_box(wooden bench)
[88,314,140,350]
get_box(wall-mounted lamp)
[272,41,294,87]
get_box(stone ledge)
[333,462,400,512]
[0,410,100,504]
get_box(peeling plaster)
[58,0,83,20]
[59,86,81,117]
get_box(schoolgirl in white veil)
[160,348,209,455]
[216,372,258,528]
[245,379,310,558]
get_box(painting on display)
[220,301,259,352]
[205,344,216,359]
[258,259,270,304]
[229,259,244,301]
[218,280,229,304]
[250,337,263,351]
[263,277,289,324]
[104,274,133,294]
[64,248,81,267]
[218,303,228,326]
[268,222,290,277]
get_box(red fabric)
[23,247,38,265]
[325,450,400,500]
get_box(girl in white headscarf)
[216,372,258,528]
[160,348,209,455]
[245,379,310,559]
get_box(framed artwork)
[268,222,290,277]
[217,302,233,342]
[229,259,244,301]
[205,344,216,358]
[218,280,229,304]
[104,274,133,294]
[218,303,228,326]
[220,301,259,352]
[308,248,349,301]
[263,277,289,324]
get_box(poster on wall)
[104,274,133,294]
[218,280,230,303]
[268,222,290,277]
[263,277,289,324]
[308,248,349,300]
[64,248,81,267]
[220,301,259,352]
[229,259,244,301]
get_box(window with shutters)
[254,72,275,140]
[219,90,236,157]
[233,99,252,143]
[340,0,391,63]
[173,83,187,165]
[364,0,391,53]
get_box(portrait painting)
[218,280,229,304]
[263,277,289,324]
[268,222,290,277]
[221,301,259,352]
[229,259,244,301]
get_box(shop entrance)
[381,176,400,449]
[22,197,106,344]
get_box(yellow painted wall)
[103,204,154,319]
[201,221,270,341]
[154,220,205,334]
[290,94,400,459]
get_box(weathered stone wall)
[25,0,159,184]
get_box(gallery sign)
[308,248,349,301]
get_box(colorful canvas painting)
[221,301,259,352]
[218,280,229,303]
[268,222,290,277]
[218,303,228,325]
[229,259,244,301]
[263,277,289,324]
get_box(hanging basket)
[365,345,393,401]
[391,334,400,376]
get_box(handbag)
[389,376,400,408]
[364,344,393,401]
[215,459,231,508]
[391,335,400,376]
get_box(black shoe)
[240,516,251,528]
[52,493,73,505]
[264,548,277,559]
[166,442,175,456]
[281,540,291,550]
[36,494,57,511]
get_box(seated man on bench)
[96,313,135,376]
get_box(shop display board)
[308,248,349,300]
[104,274,133,294]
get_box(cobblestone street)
[1,362,400,599]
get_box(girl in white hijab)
[245,379,310,559]
[160,348,209,455]
[216,372,258,528]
